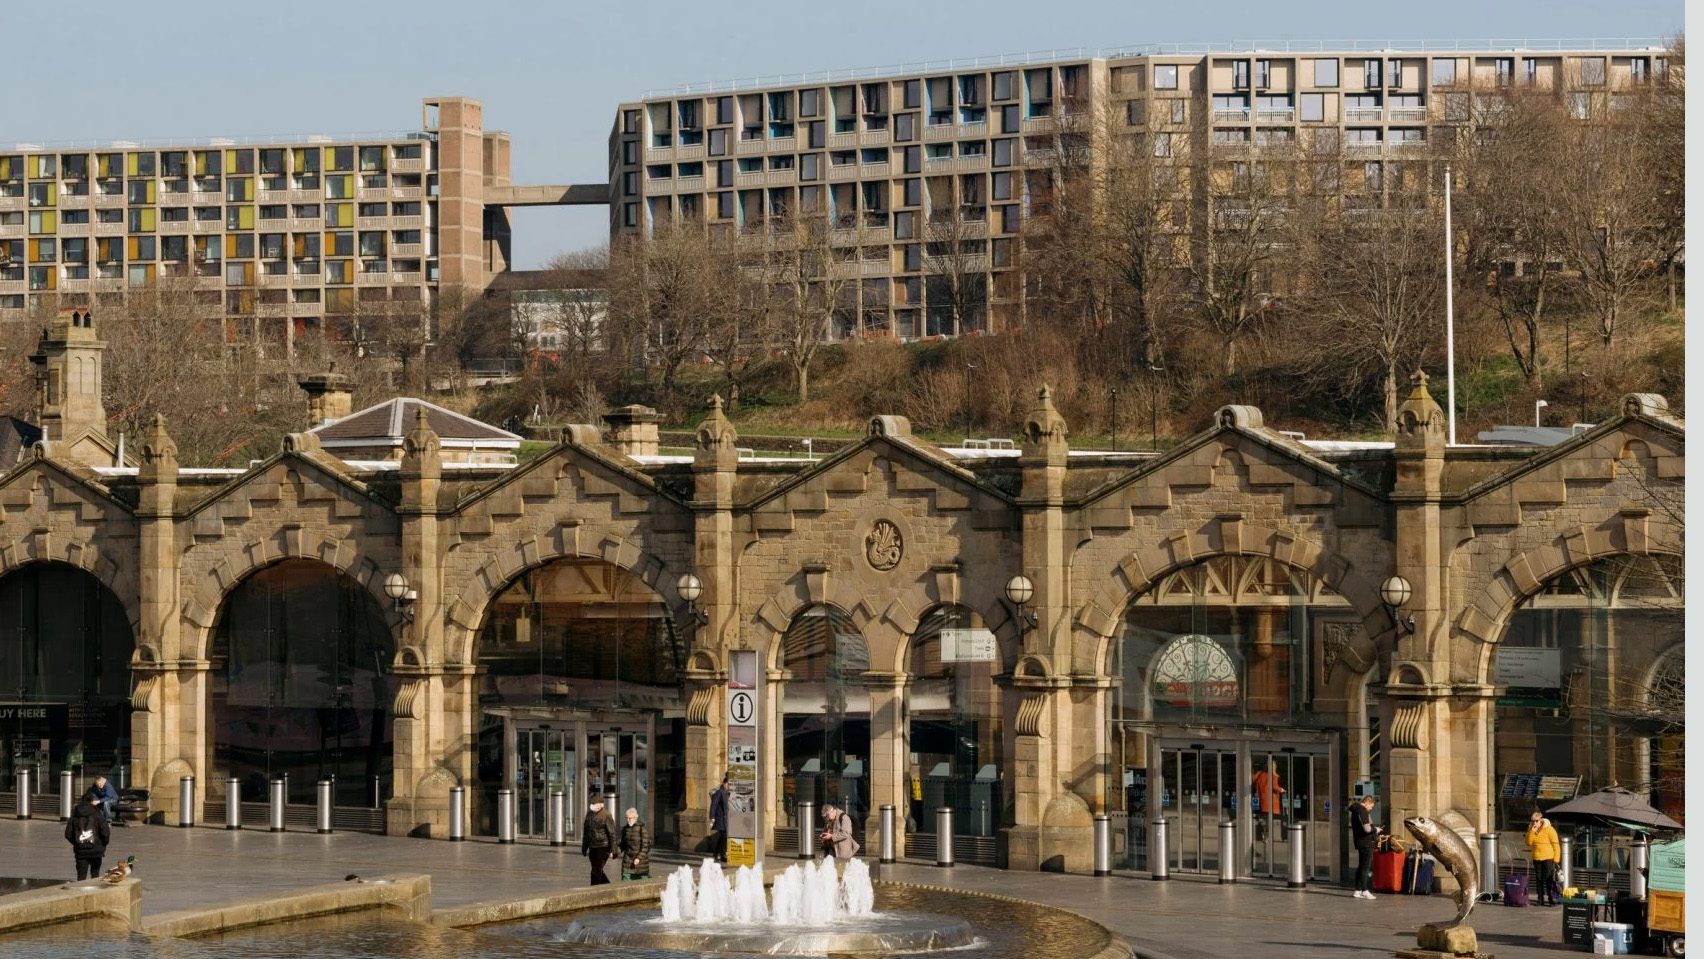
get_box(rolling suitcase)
[1503,871,1530,907]
[1402,851,1435,894]
[1373,849,1406,893]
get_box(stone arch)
[181,527,394,658]
[895,601,1018,677]
[442,531,692,666]
[1074,517,1387,677]
[755,580,884,673]
[0,533,140,635]
[1455,518,1683,686]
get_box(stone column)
[1006,386,1092,870]
[1387,372,1458,829]
[864,672,910,859]
[686,396,739,852]
[388,410,446,836]
[132,416,185,819]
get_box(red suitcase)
[1373,850,1406,893]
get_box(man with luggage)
[1349,793,1380,900]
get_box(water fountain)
[559,857,976,955]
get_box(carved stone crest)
[865,519,903,571]
[1321,621,1355,685]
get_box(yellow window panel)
[139,208,156,231]
[224,235,238,258]
[33,211,56,233]
[143,180,156,204]
[127,237,141,259]
[44,182,57,206]
[226,149,238,169]
[293,234,308,258]
[124,153,139,176]
[236,206,254,230]
[0,157,13,179]
[28,239,43,262]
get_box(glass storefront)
[209,559,395,806]
[1494,554,1683,828]
[0,563,133,792]
[473,559,685,843]
[780,605,870,827]
[907,606,1005,837]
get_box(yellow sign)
[726,837,756,868]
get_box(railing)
[1256,108,1295,121]
[1213,109,1251,121]
[641,39,1666,97]
[1347,140,1385,150]
[1345,107,1384,122]
[1389,107,1429,121]
[8,129,427,152]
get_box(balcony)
[1213,109,1252,122]
[675,143,706,161]
[764,169,797,187]
[391,215,423,230]
[291,273,321,288]
[287,189,320,205]
[356,270,391,287]
[735,138,767,156]
[644,145,675,162]
[1256,109,1295,122]
[827,164,861,182]
[356,186,391,202]
[391,156,424,175]
[257,302,289,318]
[392,270,422,283]
[192,220,223,234]
[0,279,24,296]
[923,122,958,142]
[1345,108,1384,122]
[1388,139,1429,151]
[93,220,125,236]
[390,184,425,199]
[858,161,891,177]
[675,175,705,192]
[1389,107,1428,122]
[857,129,891,147]
[0,196,22,214]
[289,217,320,232]
[827,131,858,150]
[1346,140,1385,152]
[734,170,765,187]
[158,220,192,235]
[257,189,289,204]
[1019,116,1057,134]
[93,193,126,209]
[392,241,422,258]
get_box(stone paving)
[0,819,1586,957]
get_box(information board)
[939,628,997,663]
[725,649,762,867]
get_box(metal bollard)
[1219,820,1238,884]
[15,767,30,820]
[178,776,195,828]
[315,778,333,834]
[1478,833,1499,901]
[60,770,74,821]
[1630,836,1649,899]
[1559,834,1573,890]
[1094,814,1113,877]
[1150,817,1170,880]
[980,800,989,837]
[269,776,287,832]
[604,791,618,815]
[935,806,955,867]
[226,777,242,830]
[497,788,515,844]
[548,788,567,847]
[878,804,896,863]
[448,786,466,841]
[1286,822,1307,888]
[796,801,815,858]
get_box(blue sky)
[5,0,1682,268]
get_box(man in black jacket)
[1349,794,1380,900]
[65,790,111,880]
[580,800,616,885]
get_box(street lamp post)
[1535,399,1549,427]
[1148,365,1165,452]
[1110,388,1120,452]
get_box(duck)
[103,855,136,884]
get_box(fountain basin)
[558,910,977,955]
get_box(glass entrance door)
[1249,747,1330,879]
[1157,745,1237,874]
[585,723,651,828]
[513,726,575,839]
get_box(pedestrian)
[1349,794,1380,900]
[1252,762,1286,839]
[580,800,616,885]
[65,789,111,881]
[818,802,861,862]
[91,775,119,825]
[620,807,650,880]
[709,775,730,863]
[1526,811,1562,907]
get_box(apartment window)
[95,209,121,224]
[392,201,420,216]
[623,171,638,196]
[992,72,1014,101]
[259,234,285,259]
[1389,59,1404,88]
[30,239,55,263]
[1232,60,1250,89]
[1126,100,1145,126]
[993,138,1014,167]
[737,158,760,173]
[1152,133,1172,157]
[27,182,53,207]
[991,171,1013,201]
[809,120,826,149]
[678,99,701,130]
[1630,57,1649,84]
[1001,204,1019,234]
[1154,64,1178,90]
[157,236,187,262]
[61,209,89,224]
[131,152,156,177]
[959,140,986,157]
[1313,59,1339,87]
[1255,128,1293,146]
[716,160,733,187]
[903,178,921,207]
[1255,60,1271,88]
[27,266,53,290]
[1444,93,1471,122]
[622,141,637,164]
[927,143,952,161]
[716,96,734,125]
[801,153,821,181]
[229,233,256,259]
[161,207,189,222]
[127,208,156,232]
[623,202,637,228]
[1169,99,1187,123]
[128,236,156,260]
[1212,128,1249,145]
[622,109,640,135]
[1494,58,1514,86]
[709,128,727,156]
[1526,59,1539,85]
[30,155,56,178]
[1213,95,1249,117]
[860,148,888,165]
[357,201,385,217]
[768,155,793,171]
[1362,59,1382,87]
[1567,93,1592,119]
[1578,57,1606,86]
[162,152,188,177]
[1000,104,1019,132]
[1346,128,1382,144]
[903,145,922,174]
[895,113,916,141]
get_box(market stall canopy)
[1545,785,1684,833]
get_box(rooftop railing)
[641,38,1670,98]
[6,130,440,154]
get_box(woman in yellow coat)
[1526,811,1562,906]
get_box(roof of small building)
[309,397,521,448]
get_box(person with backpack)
[65,789,111,880]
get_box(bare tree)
[921,197,990,338]
[604,219,724,411]
[1186,139,1297,376]
[768,208,861,403]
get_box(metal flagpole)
[1444,163,1457,446]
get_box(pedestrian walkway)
[0,819,1578,957]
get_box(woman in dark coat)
[580,801,616,885]
[619,807,650,879]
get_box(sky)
[4,0,1683,269]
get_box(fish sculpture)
[1404,816,1478,927]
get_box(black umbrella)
[1544,785,1684,834]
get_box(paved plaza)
[0,818,1587,957]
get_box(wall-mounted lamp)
[384,571,417,623]
[1004,574,1038,634]
[676,572,708,626]
[1380,575,1415,637]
